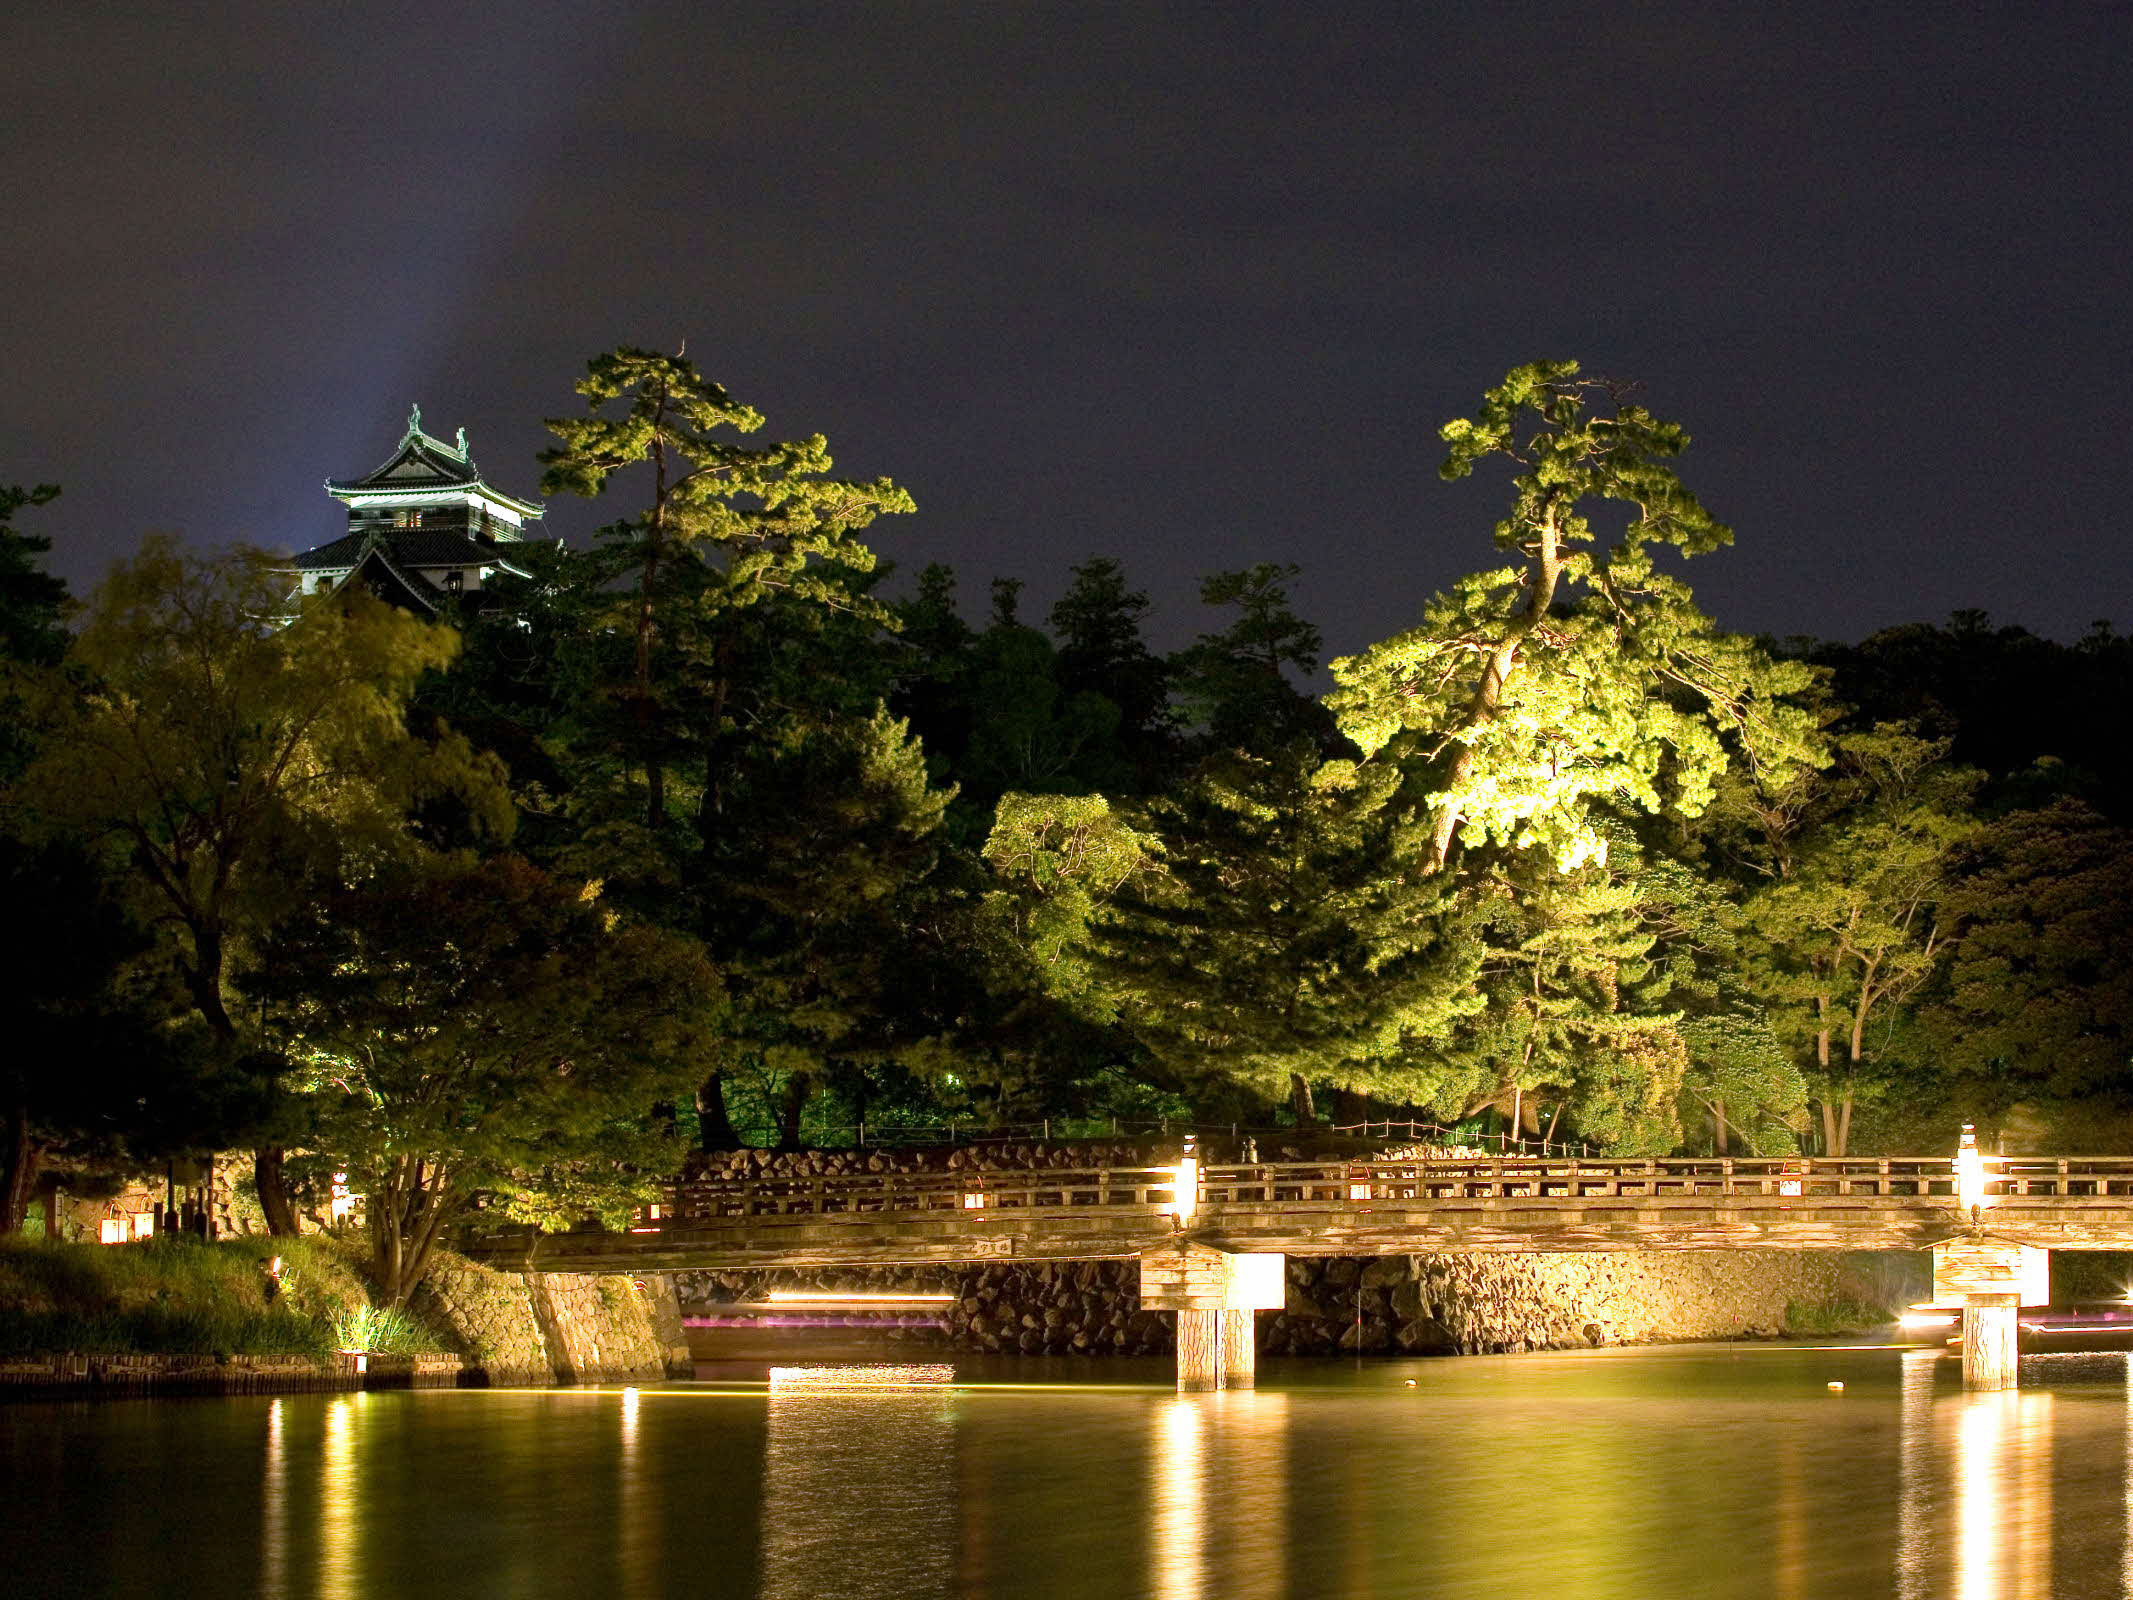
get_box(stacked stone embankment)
[680,1250,1905,1359]
[417,1254,691,1384]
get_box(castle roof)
[324,404,544,521]
[294,526,535,576]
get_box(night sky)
[7,2,2131,658]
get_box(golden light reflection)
[1955,1389,2054,1600]
[1150,1392,1290,1600]
[1772,1429,1806,1600]
[1214,1392,1288,1600]
[1154,1398,1205,1600]
[2123,1354,2133,1595]
[320,1394,361,1600]
[261,1398,287,1600]
[1896,1350,1935,1600]
[617,1386,654,1600]
[762,1367,955,1600]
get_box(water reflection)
[1896,1351,1936,1600]
[1151,1392,1290,1600]
[262,1398,287,1599]
[1153,1400,1204,1600]
[320,1393,362,1600]
[761,1366,956,1600]
[618,1387,655,1600]
[1897,1354,2060,1599]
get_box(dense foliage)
[5,356,2132,1293]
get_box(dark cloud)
[5,0,2130,655]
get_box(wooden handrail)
[644,1154,2133,1225]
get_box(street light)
[1955,1124,1990,1224]
[1167,1135,1199,1230]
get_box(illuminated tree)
[1719,725,1979,1154]
[10,538,509,1231]
[1328,361,1821,873]
[1075,746,1479,1122]
[251,854,719,1304]
[538,347,914,832]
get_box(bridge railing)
[641,1156,2133,1229]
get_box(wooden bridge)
[472,1152,2133,1392]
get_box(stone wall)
[1264,1252,1893,1356]
[417,1252,691,1383]
[680,1250,1912,1360]
[526,1272,681,1383]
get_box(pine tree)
[1171,563,1341,758]
[1078,745,1479,1118]
[539,347,914,833]
[1328,361,1821,873]
[1048,556,1177,790]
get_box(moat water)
[7,1343,2133,1598]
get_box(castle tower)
[290,405,546,612]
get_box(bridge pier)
[1961,1295,2019,1391]
[1176,1309,1221,1392]
[1933,1238,2049,1391]
[1220,1309,1257,1390]
[1140,1243,1284,1392]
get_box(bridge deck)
[468,1156,2133,1272]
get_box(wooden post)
[1140,1243,1285,1393]
[1963,1294,2019,1391]
[1934,1239,2047,1391]
[1177,1309,1221,1392]
[1220,1309,1256,1389]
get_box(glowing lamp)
[1168,1136,1200,1229]
[1955,1125,1989,1217]
[962,1190,987,1209]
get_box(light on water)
[15,1346,2133,1598]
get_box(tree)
[538,347,914,832]
[1917,801,2133,1140]
[1171,563,1341,758]
[1404,842,1690,1154]
[1328,361,1820,873]
[0,487,182,1232]
[0,843,225,1233]
[1076,746,1480,1122]
[251,854,720,1304]
[1718,725,1979,1154]
[1806,613,2133,821]
[0,483,68,781]
[692,708,952,1147]
[9,538,509,1231]
[1048,556,1177,789]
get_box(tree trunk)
[1288,1073,1317,1127]
[1,1102,36,1235]
[696,1072,742,1151]
[255,1146,302,1237]
[1426,501,1564,870]
[776,1072,813,1151]
[1713,1099,1730,1156]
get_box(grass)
[1784,1297,1894,1336]
[0,1234,447,1359]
